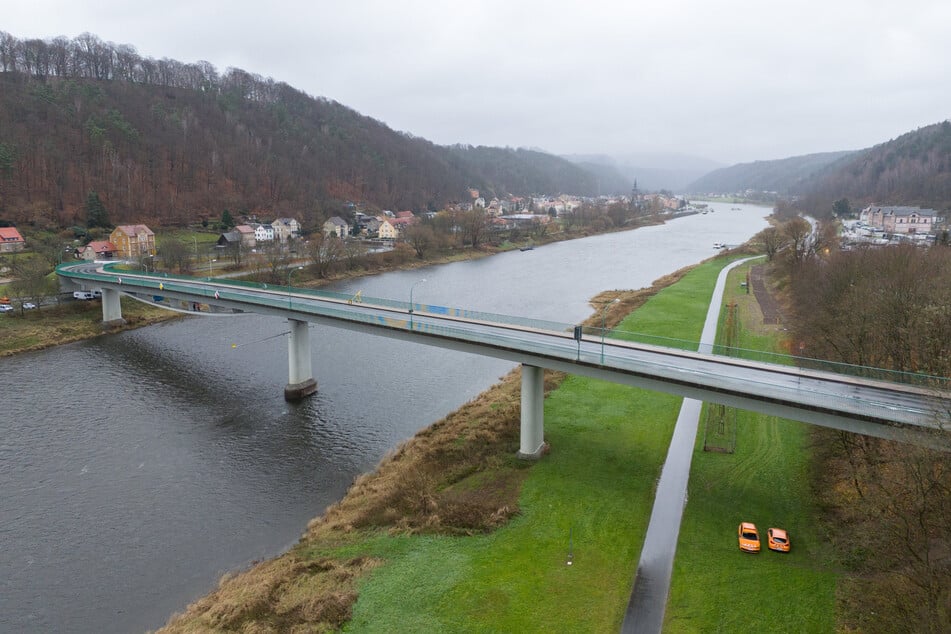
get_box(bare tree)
[342,238,368,270]
[758,226,787,261]
[782,216,813,267]
[308,233,342,278]
[260,239,292,284]
[158,236,190,273]
[10,256,56,308]
[403,224,437,259]
[460,209,488,248]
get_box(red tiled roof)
[0,227,25,242]
[86,241,116,253]
[113,224,154,236]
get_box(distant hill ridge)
[685,151,856,195]
[686,121,951,214]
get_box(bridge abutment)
[284,318,317,400]
[101,288,125,327]
[517,364,547,459]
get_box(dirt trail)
[749,264,782,325]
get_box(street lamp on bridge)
[287,265,304,309]
[409,278,427,328]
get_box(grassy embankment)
[664,262,837,632]
[161,254,834,633]
[0,297,180,357]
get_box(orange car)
[767,527,791,552]
[738,522,761,553]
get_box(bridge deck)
[58,262,951,444]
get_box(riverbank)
[0,213,674,359]
[0,298,181,358]
[157,254,780,632]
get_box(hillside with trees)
[0,32,604,231]
[797,120,951,216]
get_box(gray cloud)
[7,0,951,165]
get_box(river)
[0,203,768,633]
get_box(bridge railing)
[64,263,950,393]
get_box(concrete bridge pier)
[101,288,125,327]
[518,364,547,459]
[284,318,317,401]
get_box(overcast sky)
[7,1,951,167]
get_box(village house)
[862,205,940,236]
[234,225,257,248]
[271,217,301,242]
[109,224,156,259]
[0,226,26,252]
[377,218,398,240]
[323,216,350,238]
[79,241,117,260]
[252,223,274,242]
[390,211,418,234]
[216,231,243,248]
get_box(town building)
[271,217,301,242]
[252,223,275,242]
[862,205,940,236]
[233,225,257,248]
[377,218,398,240]
[323,216,350,238]
[109,225,156,259]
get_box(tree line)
[759,221,951,633]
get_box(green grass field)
[664,264,836,633]
[346,259,835,632]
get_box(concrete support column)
[518,364,546,459]
[285,318,317,400]
[101,288,124,327]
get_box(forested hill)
[686,120,951,216]
[0,33,603,229]
[799,120,951,213]
[685,151,855,195]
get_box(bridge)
[57,261,951,455]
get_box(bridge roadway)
[58,262,950,447]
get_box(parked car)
[738,522,761,553]
[22,302,37,310]
[767,527,791,552]
[0,303,14,313]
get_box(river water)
[0,204,768,633]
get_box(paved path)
[621,257,762,634]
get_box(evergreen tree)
[84,190,110,228]
[221,209,234,229]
